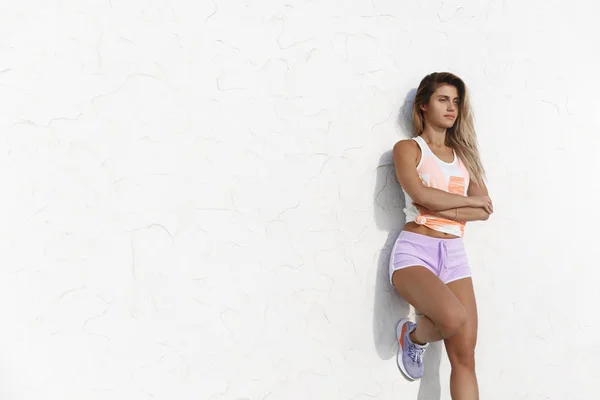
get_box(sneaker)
[396,318,428,380]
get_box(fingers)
[485,198,494,214]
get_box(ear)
[419,103,427,112]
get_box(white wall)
[1,1,599,399]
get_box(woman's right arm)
[393,140,482,211]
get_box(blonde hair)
[412,72,486,184]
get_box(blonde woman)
[391,72,492,399]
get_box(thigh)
[444,278,478,359]
[392,266,465,325]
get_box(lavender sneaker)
[396,318,428,380]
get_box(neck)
[420,125,447,147]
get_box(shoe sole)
[396,318,417,381]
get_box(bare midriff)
[403,222,461,239]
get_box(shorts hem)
[443,274,472,285]
[389,264,436,286]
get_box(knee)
[438,306,468,338]
[448,343,476,370]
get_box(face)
[420,84,460,129]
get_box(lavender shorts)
[389,230,471,286]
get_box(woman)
[390,72,493,399]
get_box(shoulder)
[393,138,420,158]
[393,138,421,166]
[393,138,418,153]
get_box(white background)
[1,1,599,399]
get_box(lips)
[444,115,455,119]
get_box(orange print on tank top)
[448,176,466,195]
[416,175,467,236]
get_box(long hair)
[411,72,486,184]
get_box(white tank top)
[402,136,471,237]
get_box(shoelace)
[407,344,427,365]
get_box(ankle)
[409,330,427,346]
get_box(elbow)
[412,192,441,211]
[481,211,490,221]
[410,190,430,209]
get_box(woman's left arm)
[438,207,490,222]
[467,179,490,198]
[452,179,493,221]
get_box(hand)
[469,196,494,214]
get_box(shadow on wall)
[371,88,443,400]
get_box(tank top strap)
[412,136,431,157]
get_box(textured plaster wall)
[0,1,599,399]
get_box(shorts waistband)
[398,230,463,248]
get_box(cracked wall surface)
[0,1,599,399]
